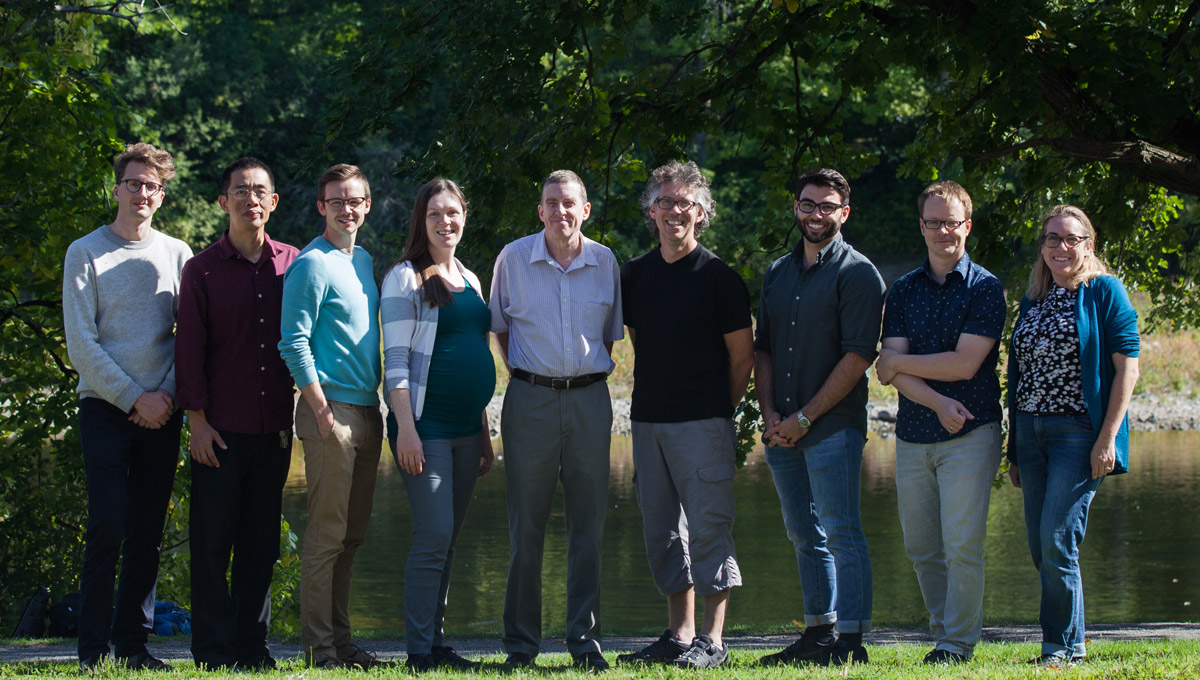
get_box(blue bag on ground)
[153,601,191,636]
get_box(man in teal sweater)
[279,164,388,670]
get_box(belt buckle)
[550,377,570,391]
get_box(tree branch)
[53,1,185,34]
[965,137,1200,196]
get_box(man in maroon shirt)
[176,157,299,671]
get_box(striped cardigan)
[380,259,485,420]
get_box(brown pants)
[295,398,383,662]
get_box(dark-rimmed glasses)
[1041,234,1091,249]
[119,179,163,196]
[921,219,967,231]
[797,200,845,215]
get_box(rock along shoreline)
[486,392,1200,439]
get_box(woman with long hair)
[1006,205,1139,666]
[380,178,496,672]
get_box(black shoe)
[406,653,438,673]
[432,645,481,670]
[234,655,277,672]
[504,652,536,670]
[674,636,728,669]
[616,630,690,665]
[830,636,868,665]
[572,651,610,673]
[78,656,106,674]
[116,651,171,671]
[758,627,838,666]
[923,648,967,665]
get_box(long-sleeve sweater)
[62,224,192,411]
[278,236,381,406]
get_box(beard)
[797,215,841,244]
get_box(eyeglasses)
[322,197,368,211]
[654,197,697,211]
[228,188,272,201]
[119,179,163,196]
[1041,234,1091,249]
[796,200,845,215]
[921,219,967,231]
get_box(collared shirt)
[882,254,1006,443]
[754,233,885,445]
[489,230,623,377]
[176,231,299,434]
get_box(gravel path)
[3,623,1198,665]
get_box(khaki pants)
[295,398,383,662]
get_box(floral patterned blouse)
[1011,284,1088,414]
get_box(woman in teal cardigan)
[1006,205,1140,666]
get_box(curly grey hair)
[639,160,716,238]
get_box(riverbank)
[3,623,1198,665]
[485,392,1200,438]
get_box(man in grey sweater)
[63,142,192,671]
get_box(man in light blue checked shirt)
[489,170,623,673]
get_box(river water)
[280,430,1199,634]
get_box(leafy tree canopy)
[323,0,1198,325]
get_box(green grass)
[3,641,1198,678]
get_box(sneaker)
[339,644,396,669]
[406,653,437,673]
[1032,653,1081,667]
[432,645,481,670]
[830,636,868,665]
[116,650,170,671]
[674,636,728,669]
[616,630,689,665]
[572,651,610,673]
[504,652,536,670]
[758,628,838,666]
[923,648,967,665]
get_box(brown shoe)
[339,645,397,670]
[312,655,352,670]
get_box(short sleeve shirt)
[882,254,1006,443]
[622,245,751,423]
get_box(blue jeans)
[398,435,482,655]
[1014,413,1103,659]
[896,423,1002,657]
[765,427,872,633]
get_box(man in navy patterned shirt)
[875,181,1006,665]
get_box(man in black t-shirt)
[616,161,754,670]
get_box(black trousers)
[77,398,181,662]
[189,429,292,668]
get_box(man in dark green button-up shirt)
[754,168,885,668]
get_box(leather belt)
[511,368,607,391]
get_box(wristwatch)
[795,410,811,429]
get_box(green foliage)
[326,0,1197,323]
[0,2,125,628]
